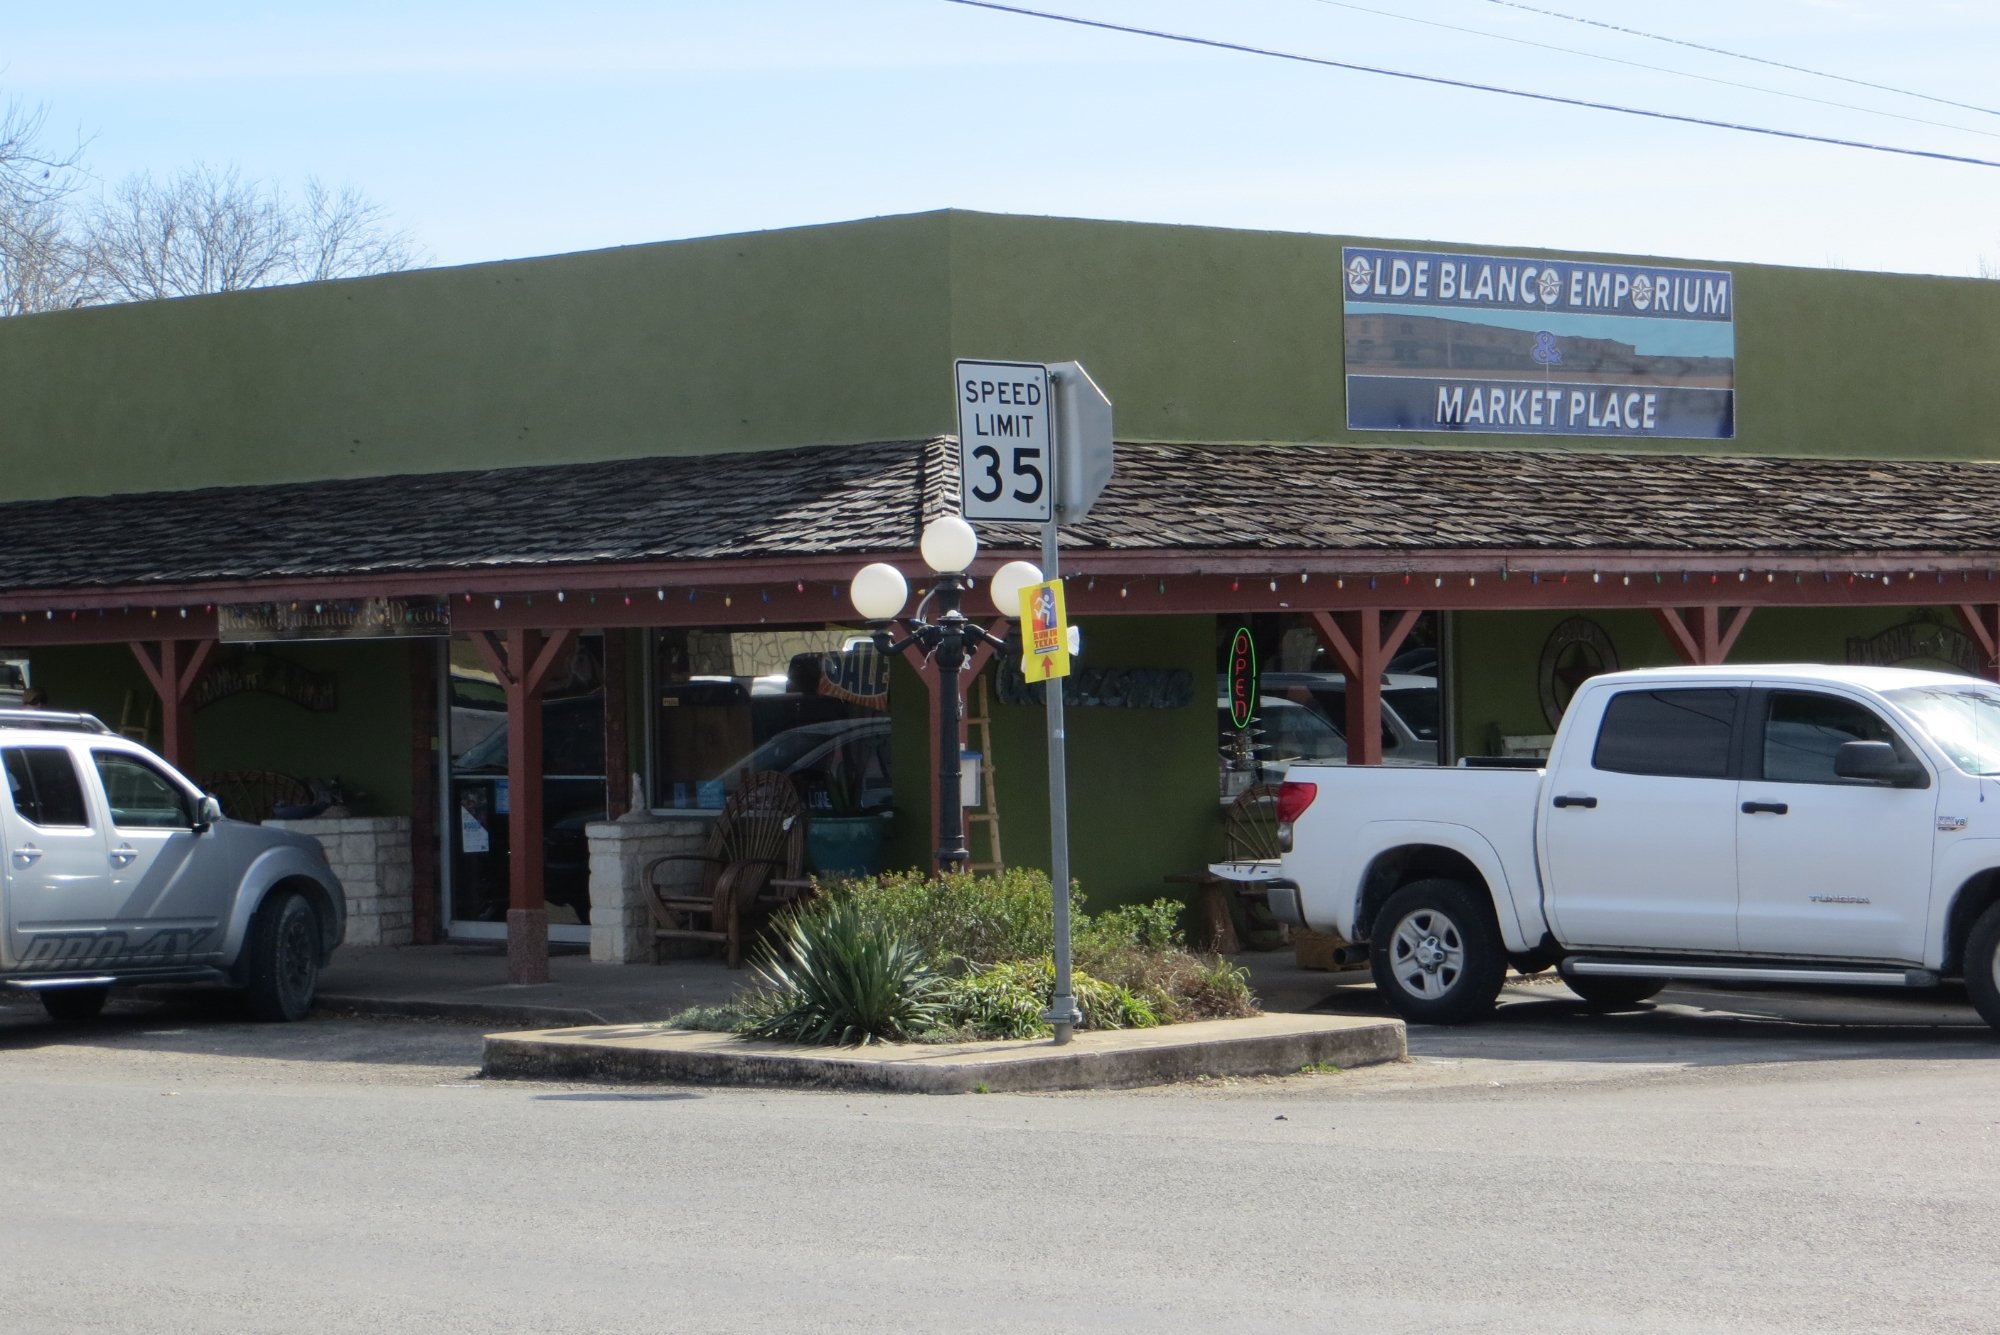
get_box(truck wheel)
[243,890,320,1023]
[1370,879,1505,1025]
[1557,964,1665,1011]
[1963,901,2000,1033]
[40,985,109,1023]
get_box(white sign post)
[955,359,1054,523]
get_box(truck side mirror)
[194,794,224,831]
[1833,740,1927,788]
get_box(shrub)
[1081,899,1185,953]
[742,900,945,1045]
[937,961,1050,1040]
[816,866,1058,966]
[737,870,1258,1045]
[936,960,1166,1040]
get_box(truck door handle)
[12,843,41,867]
[1741,801,1790,815]
[109,843,139,868]
[1552,795,1598,809]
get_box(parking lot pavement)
[1259,970,1995,1095]
[6,959,1994,1102]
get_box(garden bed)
[667,868,1261,1046]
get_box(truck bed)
[1279,761,1548,948]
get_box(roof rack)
[0,710,116,736]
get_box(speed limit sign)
[954,359,1053,523]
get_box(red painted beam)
[4,546,2000,626]
[128,638,216,774]
[1955,605,2000,681]
[1307,610,1418,766]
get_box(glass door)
[440,635,603,943]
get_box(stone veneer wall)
[265,815,414,947]
[586,814,712,963]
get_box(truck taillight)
[1276,781,1318,824]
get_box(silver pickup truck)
[0,710,345,1023]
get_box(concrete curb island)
[482,1012,1407,1094]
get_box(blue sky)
[7,0,1998,277]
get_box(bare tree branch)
[299,177,419,282]
[0,100,93,314]
[0,92,417,312]
[87,164,296,301]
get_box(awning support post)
[128,638,217,775]
[1654,606,1752,665]
[1310,609,1420,766]
[472,626,577,985]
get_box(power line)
[1304,0,2000,141]
[1482,0,2000,120]
[944,0,2000,170]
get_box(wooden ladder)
[964,673,1004,873]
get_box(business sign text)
[1342,247,1736,440]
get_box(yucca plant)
[743,900,945,1045]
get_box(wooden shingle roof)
[0,438,1995,593]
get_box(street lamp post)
[852,516,1029,872]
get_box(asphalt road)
[3,981,1998,1334]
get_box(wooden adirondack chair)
[646,771,808,967]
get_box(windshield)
[1884,684,2000,775]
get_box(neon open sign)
[1227,627,1258,730]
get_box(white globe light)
[988,560,1045,617]
[849,563,909,621]
[919,514,979,574]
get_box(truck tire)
[40,985,109,1023]
[242,889,320,1023]
[1963,901,2000,1033]
[1370,879,1506,1025]
[1557,963,1665,1011]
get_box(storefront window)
[650,627,892,814]
[1216,613,1442,797]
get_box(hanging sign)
[1342,246,1736,440]
[1226,627,1259,730]
[1019,578,1072,680]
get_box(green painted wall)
[0,214,954,500]
[1451,604,1980,753]
[4,211,1998,503]
[23,641,414,817]
[883,614,1214,911]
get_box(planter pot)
[806,811,894,878]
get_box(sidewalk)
[316,944,746,1027]
[316,943,1368,1029]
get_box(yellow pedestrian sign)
[1019,578,1072,680]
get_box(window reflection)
[652,628,892,813]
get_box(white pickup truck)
[1267,664,2000,1031]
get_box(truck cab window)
[1761,692,1902,785]
[2,746,92,828]
[90,751,194,829]
[1591,688,1737,778]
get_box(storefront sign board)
[220,597,451,643]
[1342,246,1735,440]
